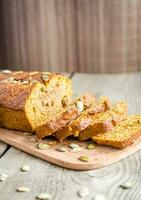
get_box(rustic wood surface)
[0,0,141,73]
[0,72,141,200]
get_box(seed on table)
[0,173,8,182]
[94,194,106,200]
[86,143,95,150]
[16,186,30,192]
[68,143,80,149]
[70,147,83,153]
[21,165,30,172]
[78,187,89,197]
[36,193,52,200]
[56,146,67,152]
[37,143,50,150]
[120,182,133,189]
[30,137,38,143]
[79,155,90,162]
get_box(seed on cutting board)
[86,143,95,150]
[56,146,67,152]
[37,143,50,150]
[70,147,83,153]
[120,182,133,189]
[79,155,90,162]
[36,193,52,200]
[68,143,80,149]
[42,74,49,81]
[78,187,89,197]
[94,194,106,200]
[16,186,30,192]
[0,173,8,182]
[21,165,30,172]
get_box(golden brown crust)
[78,101,128,141]
[35,93,96,139]
[92,115,141,149]
[55,96,111,142]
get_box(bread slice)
[55,96,111,142]
[78,101,128,141]
[92,115,141,148]
[35,93,96,139]
[0,71,72,132]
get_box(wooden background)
[0,0,141,73]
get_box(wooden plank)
[0,73,141,200]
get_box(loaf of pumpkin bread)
[78,101,128,141]
[35,93,96,139]
[0,71,72,132]
[93,115,141,148]
[55,96,111,142]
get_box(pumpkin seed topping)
[68,143,80,149]
[78,187,89,197]
[94,194,106,200]
[21,165,30,172]
[0,173,8,182]
[42,74,49,81]
[76,101,84,112]
[56,146,67,152]
[86,143,95,150]
[120,182,133,189]
[36,193,52,200]
[21,80,29,85]
[79,155,90,162]
[70,147,83,153]
[37,143,50,150]
[16,186,30,192]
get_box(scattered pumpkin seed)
[56,146,67,152]
[120,182,133,189]
[42,74,49,81]
[79,155,90,162]
[30,71,38,75]
[16,186,30,192]
[0,173,8,182]
[70,147,83,153]
[37,143,50,150]
[7,77,15,82]
[21,165,30,172]
[2,70,12,73]
[86,143,95,150]
[68,143,80,149]
[30,137,38,143]
[48,141,57,146]
[21,80,29,85]
[94,194,106,200]
[36,193,52,200]
[78,187,89,197]
[76,101,84,112]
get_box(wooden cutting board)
[0,128,141,170]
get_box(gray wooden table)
[0,72,141,200]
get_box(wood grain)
[0,73,141,200]
[0,0,141,72]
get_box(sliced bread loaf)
[92,115,141,148]
[35,93,96,139]
[78,101,128,141]
[55,96,111,142]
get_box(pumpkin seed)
[78,187,89,197]
[30,71,38,75]
[0,173,8,182]
[68,143,80,149]
[37,143,50,150]
[31,80,39,84]
[36,193,52,200]
[56,146,67,152]
[94,194,106,200]
[2,70,12,73]
[23,132,33,136]
[79,155,90,162]
[21,80,29,85]
[21,165,30,172]
[13,71,23,75]
[70,147,83,153]
[86,143,95,150]
[7,77,15,82]
[120,182,133,189]
[76,101,84,112]
[42,74,49,81]
[16,186,30,192]
[30,137,38,143]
